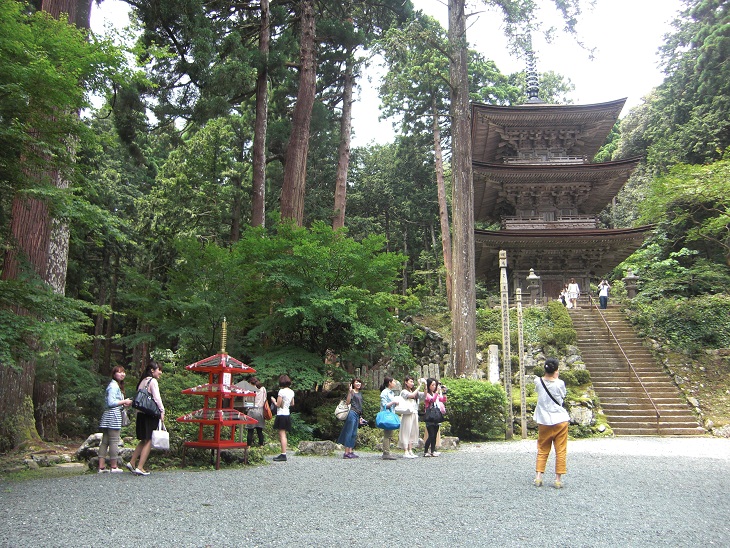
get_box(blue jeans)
[337,410,359,448]
[599,296,608,309]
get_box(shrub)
[441,378,506,441]
[629,294,730,355]
[573,369,591,385]
[559,370,576,386]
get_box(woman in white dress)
[398,376,424,458]
[567,278,580,309]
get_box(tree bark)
[432,100,453,309]
[251,0,270,227]
[448,0,477,377]
[230,141,245,242]
[332,53,354,230]
[0,0,92,444]
[280,0,316,226]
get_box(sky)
[90,0,684,148]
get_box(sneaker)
[382,454,397,460]
[349,453,359,458]
[125,462,135,473]
[272,454,287,462]
[134,468,150,476]
[97,468,109,474]
[423,453,432,457]
[110,467,124,473]
[343,453,351,459]
[431,451,441,457]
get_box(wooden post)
[516,288,527,439]
[499,250,513,439]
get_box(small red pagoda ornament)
[177,318,258,469]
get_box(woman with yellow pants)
[533,358,570,488]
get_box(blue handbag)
[375,407,401,430]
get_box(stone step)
[612,427,706,436]
[572,307,702,436]
[604,415,697,425]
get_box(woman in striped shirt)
[97,366,132,473]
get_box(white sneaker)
[110,467,124,473]
[431,451,441,457]
[97,468,109,474]
[134,468,150,476]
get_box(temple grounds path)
[1,437,729,547]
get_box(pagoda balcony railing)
[504,155,587,165]
[502,215,599,230]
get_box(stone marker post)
[499,250,513,440]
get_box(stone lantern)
[526,268,541,305]
[623,269,639,299]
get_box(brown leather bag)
[263,400,273,420]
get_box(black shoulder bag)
[539,377,566,408]
[132,378,161,418]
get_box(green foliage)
[250,348,327,392]
[476,302,575,355]
[640,157,730,267]
[440,378,506,441]
[536,301,576,350]
[628,294,730,355]
[0,277,94,372]
[559,370,576,387]
[572,369,591,385]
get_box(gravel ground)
[1,436,729,547]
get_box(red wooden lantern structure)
[177,319,258,469]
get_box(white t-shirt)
[276,387,295,416]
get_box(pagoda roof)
[473,157,642,221]
[471,99,626,163]
[474,225,654,280]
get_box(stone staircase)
[569,304,704,436]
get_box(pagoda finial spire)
[220,317,227,354]
[525,36,543,104]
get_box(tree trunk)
[0,0,92,445]
[92,251,109,372]
[0,166,53,443]
[280,0,316,226]
[251,0,270,228]
[448,0,477,377]
[332,53,354,230]
[432,100,453,309]
[230,143,245,242]
[103,254,120,372]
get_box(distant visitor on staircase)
[598,279,611,309]
[567,278,580,309]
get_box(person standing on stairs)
[567,278,580,309]
[598,279,611,309]
[533,358,570,489]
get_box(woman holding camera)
[337,377,365,459]
[398,376,424,458]
[533,358,570,488]
[423,378,446,457]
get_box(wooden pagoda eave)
[471,98,627,164]
[473,225,654,280]
[472,157,642,221]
